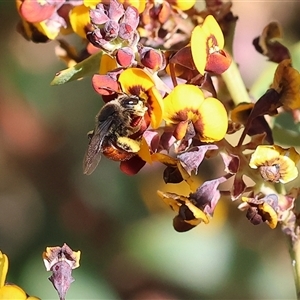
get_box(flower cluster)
[16,0,300,242]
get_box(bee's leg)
[116,137,141,153]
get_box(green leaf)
[273,112,300,146]
[50,51,103,85]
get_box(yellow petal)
[0,252,8,288]
[83,0,99,8]
[184,200,209,224]
[271,59,300,110]
[163,84,204,124]
[191,25,207,75]
[196,97,228,142]
[147,87,163,129]
[203,15,224,49]
[249,145,279,169]
[69,5,90,39]
[118,68,155,94]
[152,153,177,166]
[282,146,300,165]
[157,190,183,213]
[231,103,254,124]
[36,21,59,40]
[137,136,152,163]
[119,0,146,13]
[259,203,278,229]
[172,0,195,11]
[0,285,27,300]
[99,54,117,75]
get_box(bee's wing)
[83,116,115,175]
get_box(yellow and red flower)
[271,59,300,110]
[157,190,209,232]
[16,0,86,41]
[163,84,228,142]
[249,145,300,184]
[238,195,278,229]
[191,15,231,75]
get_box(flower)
[191,15,231,75]
[249,145,300,184]
[252,21,290,63]
[163,84,228,142]
[157,190,209,232]
[17,0,84,40]
[43,244,81,300]
[238,194,279,229]
[271,59,300,110]
[230,103,254,125]
[230,102,274,144]
[0,251,40,300]
[69,4,91,39]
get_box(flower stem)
[288,232,300,299]
[221,59,251,106]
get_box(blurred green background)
[0,1,300,299]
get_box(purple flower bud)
[87,29,107,49]
[89,4,110,25]
[122,6,139,30]
[115,47,135,67]
[103,20,119,40]
[139,47,165,71]
[118,23,134,40]
[108,0,125,22]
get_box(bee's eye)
[121,98,140,108]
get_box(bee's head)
[120,96,148,116]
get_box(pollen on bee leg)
[117,136,141,152]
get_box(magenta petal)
[205,50,232,74]
[108,0,125,21]
[123,6,139,30]
[190,177,227,216]
[160,132,176,151]
[178,145,218,175]
[92,74,119,96]
[143,130,160,152]
[118,23,134,40]
[220,152,240,174]
[231,173,247,200]
[120,156,146,175]
[20,0,56,22]
[116,47,134,67]
[90,4,110,25]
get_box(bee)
[83,94,148,175]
